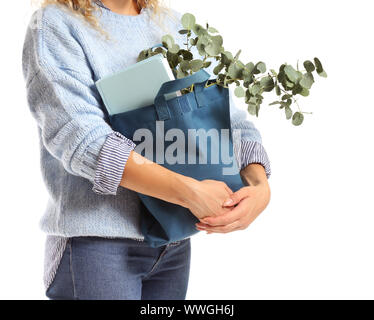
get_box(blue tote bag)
[109,69,244,247]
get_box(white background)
[0,0,373,299]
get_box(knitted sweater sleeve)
[22,9,135,195]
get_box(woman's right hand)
[184,179,234,220]
[121,151,233,220]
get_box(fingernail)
[224,199,234,206]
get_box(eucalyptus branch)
[137,12,327,126]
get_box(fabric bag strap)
[154,69,211,120]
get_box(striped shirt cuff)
[92,131,136,196]
[239,141,271,179]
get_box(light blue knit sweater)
[22,1,271,289]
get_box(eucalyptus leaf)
[303,60,315,72]
[234,86,245,98]
[177,67,189,79]
[300,88,310,96]
[255,62,266,74]
[281,94,291,100]
[193,23,208,36]
[234,49,242,60]
[180,49,193,61]
[169,43,180,54]
[181,13,196,30]
[213,63,225,75]
[139,12,327,126]
[250,84,261,95]
[203,61,212,68]
[208,26,219,33]
[292,112,304,126]
[314,57,328,77]
[190,59,204,72]
[180,60,190,72]
[190,37,198,46]
[161,34,174,49]
[300,72,314,89]
[248,103,257,115]
[276,85,281,96]
[284,65,301,83]
[285,106,293,120]
[221,51,234,65]
[269,101,281,106]
[245,62,255,73]
[260,76,275,92]
[228,62,243,79]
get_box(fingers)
[196,220,243,234]
[223,187,250,207]
[200,200,248,226]
[223,183,234,196]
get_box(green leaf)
[177,67,189,79]
[169,43,180,54]
[180,60,190,72]
[213,63,225,75]
[154,47,166,56]
[161,34,174,49]
[228,62,243,79]
[255,62,266,74]
[292,112,304,126]
[205,36,223,56]
[314,57,328,77]
[234,49,242,60]
[181,13,196,30]
[203,61,212,68]
[285,106,293,120]
[260,76,275,92]
[221,51,234,65]
[190,59,204,72]
[137,50,147,62]
[166,51,180,69]
[248,84,260,96]
[284,65,301,83]
[245,62,255,73]
[282,94,292,100]
[208,26,219,33]
[300,72,314,89]
[303,60,315,72]
[179,49,193,61]
[275,85,281,96]
[247,103,257,115]
[234,86,245,98]
[193,23,208,36]
[300,88,310,97]
[190,37,198,46]
[256,104,260,117]
[269,101,281,106]
[270,69,278,76]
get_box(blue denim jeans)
[46,236,191,300]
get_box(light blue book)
[95,54,178,116]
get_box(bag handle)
[154,69,211,121]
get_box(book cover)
[96,54,178,116]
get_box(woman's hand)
[195,163,270,234]
[186,179,234,220]
[121,151,233,220]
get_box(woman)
[22,0,271,300]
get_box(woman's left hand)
[195,182,271,234]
